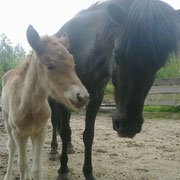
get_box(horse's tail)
[118,0,180,68]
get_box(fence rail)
[144,78,180,106]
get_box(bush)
[156,54,180,78]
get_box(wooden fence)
[144,78,180,106]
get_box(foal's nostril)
[77,93,83,102]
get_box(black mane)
[115,0,180,69]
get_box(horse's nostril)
[136,126,141,133]
[115,120,120,128]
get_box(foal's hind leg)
[3,120,17,180]
[30,127,46,180]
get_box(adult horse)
[49,0,180,179]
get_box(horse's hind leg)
[48,98,60,160]
[3,118,17,180]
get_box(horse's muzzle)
[112,111,144,138]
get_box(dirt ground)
[0,111,180,180]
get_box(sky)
[0,0,180,52]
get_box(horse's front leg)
[57,106,72,180]
[83,95,104,180]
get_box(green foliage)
[104,82,114,95]
[156,54,180,78]
[0,33,26,92]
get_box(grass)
[143,106,180,113]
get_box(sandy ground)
[0,111,180,180]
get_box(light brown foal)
[1,25,89,180]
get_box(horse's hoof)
[56,172,72,180]
[67,147,75,154]
[85,174,96,180]
[49,150,60,160]
[67,143,75,154]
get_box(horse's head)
[107,0,180,138]
[111,63,155,138]
[26,25,89,110]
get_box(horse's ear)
[107,4,127,25]
[57,33,70,49]
[26,25,44,55]
[176,9,180,19]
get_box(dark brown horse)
[49,0,180,179]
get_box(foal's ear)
[26,25,44,55]
[57,33,70,49]
[107,4,127,25]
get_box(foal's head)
[26,25,89,109]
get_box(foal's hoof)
[49,150,60,160]
[67,142,75,154]
[56,172,72,180]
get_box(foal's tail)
[118,0,180,68]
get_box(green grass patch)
[143,106,180,113]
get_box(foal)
[1,25,89,180]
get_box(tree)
[0,33,26,92]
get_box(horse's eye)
[47,65,55,70]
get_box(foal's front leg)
[13,131,31,180]
[30,127,46,180]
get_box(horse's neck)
[20,53,48,113]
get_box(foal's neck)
[20,52,48,113]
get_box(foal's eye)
[47,65,55,71]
